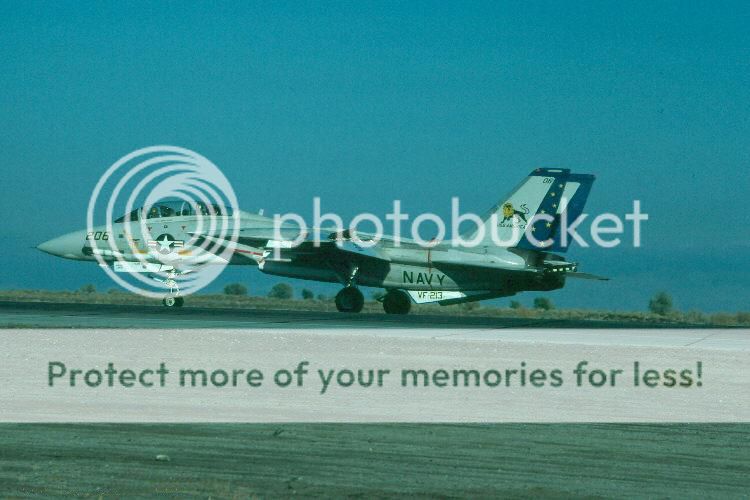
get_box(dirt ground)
[0,424,748,498]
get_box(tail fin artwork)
[460,168,570,249]
[515,172,595,252]
[548,173,595,252]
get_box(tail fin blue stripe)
[548,173,594,252]
[515,172,595,252]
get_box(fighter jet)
[37,168,605,313]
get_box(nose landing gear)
[153,274,184,308]
[162,295,184,308]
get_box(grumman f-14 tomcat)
[37,168,606,314]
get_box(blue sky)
[1,2,748,311]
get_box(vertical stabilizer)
[461,168,570,248]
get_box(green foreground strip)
[0,424,747,497]
[3,290,749,326]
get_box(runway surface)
[1,423,748,498]
[0,299,712,330]
[2,299,748,357]
[1,300,748,496]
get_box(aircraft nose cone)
[37,231,88,259]
[36,238,60,256]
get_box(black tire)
[383,290,412,314]
[174,297,184,308]
[335,287,364,313]
[163,296,177,307]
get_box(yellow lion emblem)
[501,202,528,223]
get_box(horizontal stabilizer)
[565,272,610,281]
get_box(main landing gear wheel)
[162,296,184,308]
[383,290,411,314]
[335,287,364,313]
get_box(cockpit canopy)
[114,200,233,222]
